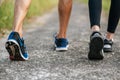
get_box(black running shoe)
[88,31,104,60]
[5,32,29,61]
[103,39,113,52]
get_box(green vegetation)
[0,0,58,32]
[0,0,14,30]
[102,0,111,11]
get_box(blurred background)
[0,0,110,37]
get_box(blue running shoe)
[5,32,29,61]
[54,36,69,51]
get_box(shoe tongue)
[57,38,67,43]
[58,38,66,41]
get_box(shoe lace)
[104,39,113,45]
[21,39,28,54]
[56,39,68,47]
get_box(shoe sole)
[5,40,28,61]
[55,45,69,51]
[88,36,104,60]
[103,48,112,52]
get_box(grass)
[0,0,58,34]
[0,0,14,30]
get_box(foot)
[88,31,104,60]
[54,35,69,51]
[5,31,29,61]
[103,39,113,52]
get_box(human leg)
[104,0,120,52]
[57,0,72,38]
[88,0,104,60]
[106,0,120,39]
[55,0,72,51]
[13,0,31,37]
[5,0,31,60]
[89,0,102,31]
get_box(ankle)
[105,32,114,40]
[91,25,100,32]
[57,34,66,39]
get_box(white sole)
[55,45,69,51]
[6,39,29,60]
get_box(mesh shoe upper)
[8,32,28,58]
[55,37,68,48]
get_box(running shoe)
[103,39,113,52]
[88,31,104,60]
[54,36,69,51]
[5,32,29,61]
